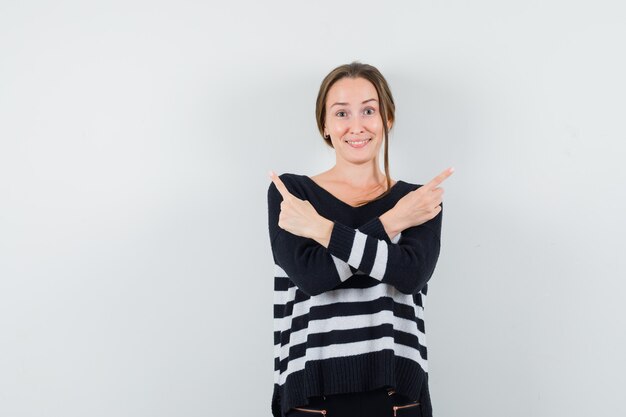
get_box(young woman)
[267,61,454,417]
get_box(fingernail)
[268,170,274,178]
[450,167,455,173]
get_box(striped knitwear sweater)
[267,173,443,417]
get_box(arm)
[269,181,389,296]
[326,206,442,294]
[268,179,443,295]
[359,212,402,243]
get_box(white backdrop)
[1,1,625,416]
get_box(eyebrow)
[330,98,378,108]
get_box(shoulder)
[396,179,424,193]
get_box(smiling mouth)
[345,138,372,147]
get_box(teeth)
[346,139,370,144]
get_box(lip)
[344,138,371,149]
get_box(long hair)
[315,61,396,206]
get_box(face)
[323,77,392,165]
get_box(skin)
[318,77,393,195]
[269,76,454,246]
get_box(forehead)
[326,77,378,104]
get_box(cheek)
[367,117,383,130]
[331,125,350,135]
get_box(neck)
[329,160,389,189]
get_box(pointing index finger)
[425,167,455,190]
[269,170,294,200]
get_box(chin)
[341,154,377,164]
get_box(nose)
[350,119,364,135]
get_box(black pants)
[286,387,422,417]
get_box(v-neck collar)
[302,175,405,210]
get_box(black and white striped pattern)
[273,260,429,388]
[267,173,441,417]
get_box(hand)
[269,170,334,244]
[391,167,454,230]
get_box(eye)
[335,111,347,117]
[364,107,376,115]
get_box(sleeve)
[327,204,442,294]
[357,215,397,243]
[268,177,443,296]
[268,179,360,296]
